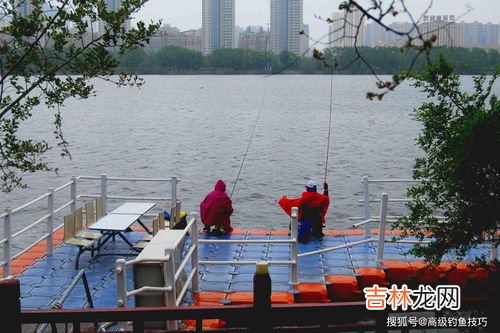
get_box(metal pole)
[47,188,54,255]
[101,174,107,214]
[165,249,178,330]
[491,244,497,261]
[116,259,127,308]
[171,176,177,209]
[290,207,298,285]
[70,176,77,212]
[363,176,370,237]
[376,193,389,263]
[3,208,12,277]
[190,213,200,293]
[115,258,127,331]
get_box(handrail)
[357,198,410,203]
[78,175,179,183]
[198,260,295,265]
[355,176,424,236]
[298,238,377,257]
[52,200,74,215]
[115,214,199,330]
[127,286,173,297]
[11,193,50,214]
[176,269,198,306]
[362,178,421,183]
[107,195,170,201]
[175,245,196,281]
[1,174,180,278]
[53,180,74,193]
[198,239,294,244]
[95,176,177,182]
[11,214,51,239]
[196,207,299,285]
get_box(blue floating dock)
[8,229,496,311]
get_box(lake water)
[2,74,489,251]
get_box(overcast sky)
[133,0,499,43]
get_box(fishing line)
[324,69,334,183]
[229,80,267,199]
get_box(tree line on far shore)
[118,45,500,75]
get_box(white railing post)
[70,176,77,212]
[3,207,12,277]
[171,176,177,209]
[363,176,370,237]
[100,174,107,214]
[164,249,178,330]
[116,258,127,331]
[190,213,200,293]
[290,207,298,285]
[47,188,54,255]
[492,244,498,261]
[376,193,389,263]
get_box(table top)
[89,213,142,231]
[109,202,156,215]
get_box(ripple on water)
[5,75,490,248]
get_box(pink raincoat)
[200,180,233,230]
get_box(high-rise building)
[148,25,203,52]
[419,15,464,48]
[365,21,414,47]
[270,0,303,55]
[99,0,131,36]
[484,23,499,49]
[202,0,235,55]
[238,26,269,52]
[329,9,365,47]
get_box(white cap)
[306,180,317,189]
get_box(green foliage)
[117,46,500,76]
[0,0,160,192]
[154,45,203,71]
[330,46,500,75]
[394,56,500,265]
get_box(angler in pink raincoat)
[200,179,234,235]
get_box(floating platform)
[3,227,497,330]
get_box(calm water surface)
[4,74,486,250]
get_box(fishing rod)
[324,69,334,184]
[229,82,267,199]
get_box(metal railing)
[113,209,299,330]
[115,213,200,331]
[196,207,300,285]
[348,176,420,236]
[1,174,180,277]
[300,189,497,264]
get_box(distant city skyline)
[134,0,500,45]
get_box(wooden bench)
[63,212,99,269]
[75,207,103,244]
[133,212,165,250]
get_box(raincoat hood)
[214,179,226,192]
